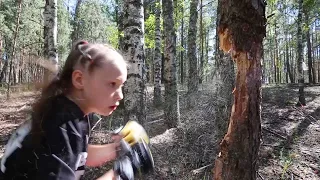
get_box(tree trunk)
[187,0,199,106]
[213,0,266,179]
[180,6,184,84]
[153,0,162,107]
[285,34,294,83]
[121,0,146,124]
[305,13,314,84]
[162,0,180,128]
[7,0,22,99]
[43,0,58,85]
[199,0,204,84]
[296,0,306,106]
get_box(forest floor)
[0,84,319,180]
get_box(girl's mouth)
[109,106,117,111]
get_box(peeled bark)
[153,0,162,107]
[214,0,235,141]
[122,0,146,124]
[213,0,266,179]
[162,0,180,128]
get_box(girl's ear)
[72,70,84,90]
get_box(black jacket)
[0,95,90,180]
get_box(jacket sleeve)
[34,119,87,180]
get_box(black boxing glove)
[113,156,134,180]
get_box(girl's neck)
[66,91,90,116]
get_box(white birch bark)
[162,0,180,128]
[44,0,58,78]
[121,0,146,123]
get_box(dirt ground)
[0,84,319,180]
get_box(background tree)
[187,0,199,107]
[121,0,146,124]
[43,0,58,84]
[153,0,162,107]
[296,0,306,106]
[162,0,180,128]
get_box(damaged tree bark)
[213,0,266,179]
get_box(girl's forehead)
[98,60,127,78]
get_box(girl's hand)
[86,142,121,167]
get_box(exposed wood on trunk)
[213,0,266,179]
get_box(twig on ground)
[262,127,287,140]
[146,119,164,125]
[257,172,264,180]
[191,163,213,174]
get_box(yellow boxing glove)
[114,121,150,146]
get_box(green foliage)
[76,0,117,45]
[145,14,156,49]
[57,0,72,61]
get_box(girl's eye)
[110,82,116,87]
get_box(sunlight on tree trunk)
[43,0,58,85]
[213,0,266,179]
[162,0,180,128]
[121,0,146,124]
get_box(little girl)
[0,41,127,179]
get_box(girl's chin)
[98,110,114,116]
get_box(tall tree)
[121,0,146,124]
[153,0,162,107]
[7,0,22,99]
[213,0,266,179]
[296,0,306,106]
[43,0,58,84]
[162,0,180,128]
[187,0,199,106]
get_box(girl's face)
[72,52,127,116]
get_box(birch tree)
[43,0,58,83]
[153,0,162,107]
[296,0,306,106]
[121,0,146,124]
[162,0,180,128]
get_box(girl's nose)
[115,88,124,101]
